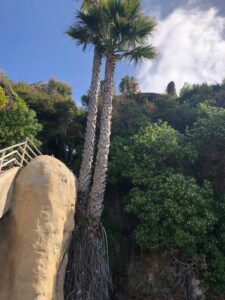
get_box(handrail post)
[0,150,5,172]
[0,137,42,172]
[20,138,28,166]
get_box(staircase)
[0,137,42,173]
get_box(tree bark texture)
[88,53,115,228]
[78,47,101,198]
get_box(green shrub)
[126,173,215,257]
[0,86,9,109]
[0,87,41,148]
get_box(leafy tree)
[180,83,214,107]
[47,77,72,97]
[0,84,41,148]
[179,81,225,109]
[188,103,225,192]
[109,118,225,295]
[115,122,196,183]
[126,173,215,257]
[111,95,151,138]
[151,96,198,132]
[13,79,84,170]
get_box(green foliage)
[148,96,197,132]
[3,67,225,295]
[188,104,225,192]
[13,79,85,171]
[48,77,72,97]
[112,95,150,138]
[119,76,140,95]
[0,86,9,109]
[0,86,41,148]
[189,103,225,146]
[126,173,215,256]
[117,122,196,184]
[109,117,225,295]
[180,83,214,107]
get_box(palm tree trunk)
[78,47,101,200]
[88,53,115,229]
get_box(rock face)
[115,253,184,300]
[115,252,205,300]
[0,155,77,300]
[0,167,20,218]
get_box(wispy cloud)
[137,7,225,94]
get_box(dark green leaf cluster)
[0,86,9,109]
[117,120,225,293]
[126,173,215,255]
[12,78,86,171]
[0,82,41,148]
[108,83,225,294]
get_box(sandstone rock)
[0,155,77,300]
[0,167,20,218]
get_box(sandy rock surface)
[0,155,77,300]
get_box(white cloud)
[137,7,225,94]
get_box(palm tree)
[65,3,111,300]
[67,3,104,202]
[119,76,140,94]
[88,0,157,231]
[65,1,157,299]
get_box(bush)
[0,86,9,109]
[126,173,215,257]
[0,87,41,148]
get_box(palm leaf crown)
[67,0,157,62]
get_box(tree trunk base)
[64,223,111,300]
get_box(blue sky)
[0,0,134,103]
[1,0,225,103]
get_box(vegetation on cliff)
[0,75,41,148]
[1,1,225,298]
[2,71,225,298]
[107,81,225,297]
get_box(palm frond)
[134,15,157,39]
[77,5,102,30]
[66,25,92,50]
[122,45,157,64]
[102,0,126,19]
[124,0,140,19]
[67,0,157,63]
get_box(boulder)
[0,155,77,300]
[0,167,20,218]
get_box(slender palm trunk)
[88,53,115,229]
[64,48,105,300]
[78,47,101,200]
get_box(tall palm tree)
[88,0,157,230]
[65,3,110,300]
[67,3,104,202]
[65,1,157,299]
